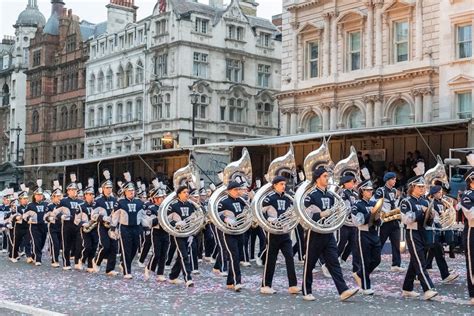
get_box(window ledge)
[153,33,169,38]
[191,31,212,38]
[450,57,474,65]
[256,44,274,50]
[225,38,247,44]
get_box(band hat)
[227,180,246,190]
[339,174,355,186]
[18,183,29,199]
[176,185,188,195]
[122,171,135,191]
[407,175,425,186]
[199,188,207,196]
[357,179,374,190]
[428,185,442,196]
[189,188,200,197]
[383,172,397,182]
[272,175,287,185]
[67,173,78,190]
[464,167,474,182]
[312,166,328,181]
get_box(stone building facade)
[278,0,473,139]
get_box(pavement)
[0,250,473,315]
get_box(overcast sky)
[0,0,283,37]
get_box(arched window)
[88,108,95,127]
[89,74,96,94]
[196,95,208,119]
[106,104,113,125]
[52,109,57,130]
[256,102,273,126]
[98,107,104,126]
[347,107,363,128]
[97,71,104,92]
[2,83,9,106]
[117,66,124,88]
[228,96,248,123]
[220,97,226,121]
[393,100,413,125]
[106,68,113,90]
[126,101,133,121]
[308,114,321,132]
[117,102,123,122]
[70,104,77,128]
[125,63,133,87]
[136,60,144,83]
[32,110,39,133]
[152,94,163,120]
[61,106,68,129]
[136,98,143,120]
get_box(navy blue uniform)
[45,203,62,264]
[260,191,297,288]
[25,201,48,263]
[79,201,99,269]
[167,199,195,282]
[461,189,474,298]
[374,185,401,268]
[139,201,153,265]
[114,197,145,275]
[351,198,381,290]
[59,197,82,268]
[94,194,117,273]
[218,195,247,286]
[145,203,170,276]
[425,198,450,279]
[12,204,32,260]
[338,189,359,273]
[302,187,349,295]
[0,204,8,251]
[400,196,435,292]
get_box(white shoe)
[256,258,263,267]
[74,263,83,270]
[26,257,34,264]
[423,290,438,301]
[234,284,243,292]
[35,262,42,266]
[138,261,145,268]
[156,275,166,282]
[442,273,459,284]
[288,286,301,294]
[92,262,100,273]
[198,259,203,263]
[106,270,119,276]
[260,286,276,294]
[9,258,18,263]
[240,261,251,267]
[219,271,228,277]
[168,278,184,285]
[362,289,374,295]
[1,249,6,253]
[352,272,362,288]
[186,280,194,287]
[426,268,435,273]
[144,268,150,281]
[51,262,60,268]
[391,266,406,272]
[204,256,213,262]
[86,268,94,273]
[303,294,316,301]
[63,266,72,271]
[402,290,420,298]
[124,274,133,279]
[340,288,359,301]
[321,264,331,278]
[191,270,200,275]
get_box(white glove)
[175,220,186,227]
[225,217,236,226]
[61,214,69,221]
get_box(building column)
[330,102,338,130]
[323,13,331,77]
[375,3,383,67]
[281,111,288,135]
[290,111,298,135]
[322,105,330,131]
[366,3,374,68]
[331,13,338,76]
[291,21,299,88]
[365,98,374,128]
[415,0,423,60]
[373,96,382,127]
[413,90,423,123]
[423,88,433,122]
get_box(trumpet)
[380,208,401,223]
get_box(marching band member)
[400,175,438,300]
[259,176,299,295]
[167,185,195,287]
[23,180,48,266]
[351,179,381,295]
[337,174,359,273]
[78,179,99,273]
[93,170,118,275]
[218,180,249,292]
[59,173,82,270]
[138,184,153,268]
[111,172,145,279]
[1,189,14,254]
[374,172,404,272]
[44,181,63,267]
[144,180,169,282]
[426,185,459,283]
[302,166,359,301]
[189,188,201,274]
[461,167,474,305]
[210,182,229,276]
[11,185,32,263]
[201,188,215,263]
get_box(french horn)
[208,148,253,235]
[294,140,347,233]
[251,147,298,234]
[158,156,206,237]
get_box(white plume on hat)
[70,173,77,183]
[123,172,131,182]
[87,178,94,187]
[209,183,216,191]
[256,179,261,189]
[20,183,28,192]
[136,181,142,189]
[413,161,425,176]
[361,167,370,180]
[117,181,123,188]
[77,183,83,190]
[217,172,224,182]
[298,171,305,182]
[141,183,146,192]
[36,179,42,188]
[467,152,474,166]
[103,169,111,180]
[200,179,205,189]
[152,179,160,189]
[5,188,14,196]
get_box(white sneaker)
[9,258,18,263]
[288,286,301,294]
[340,288,359,301]
[106,271,119,276]
[362,289,375,295]
[191,270,200,275]
[391,266,406,272]
[352,272,362,288]
[402,290,420,298]
[260,286,276,294]
[303,294,316,301]
[256,257,263,267]
[198,259,203,263]
[321,264,331,278]
[144,268,150,281]
[186,280,194,287]
[219,271,228,277]
[168,278,184,285]
[123,274,133,279]
[35,262,41,266]
[138,261,145,268]
[63,266,72,271]
[51,262,60,268]
[423,290,438,301]
[1,249,6,253]
[442,273,459,284]
[74,263,83,270]
[234,284,243,292]
[240,261,251,267]
[156,275,166,282]
[26,257,34,264]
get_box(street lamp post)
[190,87,199,146]
[9,124,22,186]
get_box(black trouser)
[223,233,243,286]
[13,224,31,259]
[262,232,297,288]
[196,231,203,260]
[425,243,449,280]
[203,224,215,258]
[139,230,152,264]
[302,231,349,295]
[355,229,381,290]
[241,230,250,263]
[8,227,14,258]
[402,229,434,292]
[189,235,199,271]
[338,225,359,273]
[169,236,192,282]
[249,226,266,260]
[30,223,47,263]
[61,221,78,267]
[48,224,61,264]
[119,225,140,275]
[2,231,8,250]
[293,224,305,261]
[147,228,169,275]
[95,224,117,273]
[464,226,474,298]
[379,220,401,267]
[81,229,99,268]
[212,225,228,272]
[166,237,177,266]
[74,228,84,265]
